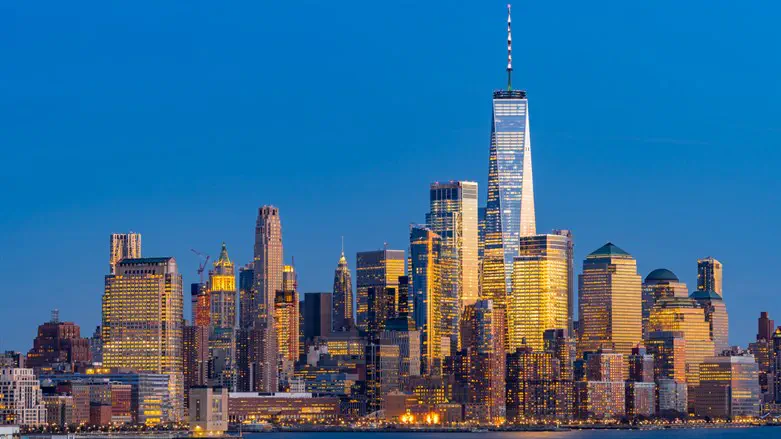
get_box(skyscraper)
[102,257,184,420]
[409,226,443,374]
[509,233,572,351]
[109,232,141,274]
[697,256,723,296]
[641,269,688,339]
[182,324,208,406]
[577,243,642,356]
[356,248,405,333]
[427,181,479,309]
[253,206,283,392]
[275,274,299,363]
[208,243,236,331]
[690,289,729,354]
[238,264,256,330]
[332,244,354,332]
[483,4,536,305]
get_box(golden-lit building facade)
[646,331,688,383]
[102,257,184,420]
[208,243,236,330]
[648,297,715,386]
[356,249,405,333]
[577,243,642,357]
[427,181,479,308]
[332,249,354,332]
[253,206,283,393]
[641,268,688,339]
[409,226,443,374]
[694,355,760,418]
[274,288,299,363]
[509,233,572,351]
[690,290,729,355]
[461,299,505,424]
[506,347,572,421]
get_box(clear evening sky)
[1,1,779,350]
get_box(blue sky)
[1,1,779,351]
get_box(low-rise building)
[228,392,340,423]
[0,368,46,426]
[189,387,228,436]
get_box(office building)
[577,243,642,356]
[690,289,730,355]
[0,368,46,426]
[697,256,722,296]
[509,233,572,351]
[183,325,209,406]
[238,264,256,330]
[642,268,688,339]
[356,248,405,333]
[228,392,340,423]
[461,299,505,423]
[189,387,228,435]
[275,288,300,380]
[253,206,283,392]
[26,310,91,374]
[103,257,184,420]
[332,245,354,331]
[109,232,141,274]
[695,355,760,418]
[409,226,443,373]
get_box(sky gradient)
[1,1,779,351]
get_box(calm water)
[244,429,774,439]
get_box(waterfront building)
[102,257,184,420]
[575,381,625,420]
[409,226,444,373]
[427,180,479,312]
[42,370,171,424]
[690,289,730,355]
[657,378,688,415]
[577,243,642,356]
[0,368,46,426]
[506,347,572,421]
[642,269,688,339]
[697,256,723,296]
[483,6,536,308]
[461,299,505,423]
[356,248,405,333]
[332,245,354,332]
[625,381,656,418]
[695,355,760,418]
[648,296,715,386]
[26,310,91,374]
[509,233,572,351]
[188,387,228,435]
[109,232,141,274]
[42,395,73,427]
[253,206,283,392]
[227,392,340,423]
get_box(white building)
[0,368,46,426]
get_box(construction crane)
[190,248,210,284]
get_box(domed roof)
[645,268,679,283]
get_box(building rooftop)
[690,289,723,301]
[493,89,527,99]
[117,257,173,265]
[645,268,679,283]
[588,242,630,258]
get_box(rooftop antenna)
[507,4,513,91]
[341,236,345,256]
[51,309,60,324]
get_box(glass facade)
[484,90,536,304]
[355,249,405,333]
[332,251,354,332]
[697,256,723,296]
[409,226,442,374]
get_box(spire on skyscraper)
[507,3,513,91]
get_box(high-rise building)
[758,312,775,342]
[576,350,626,420]
[275,289,300,364]
[191,283,210,328]
[253,206,283,392]
[182,324,208,407]
[238,264,255,330]
[697,256,723,296]
[483,5,536,306]
[0,368,46,426]
[509,233,572,351]
[694,355,760,418]
[577,243,642,356]
[26,311,90,374]
[427,181,479,310]
[690,289,729,355]
[356,248,405,333]
[460,299,505,424]
[641,269,688,339]
[332,245,354,332]
[506,347,572,421]
[208,243,236,331]
[648,297,715,387]
[102,257,184,420]
[109,232,141,274]
[303,293,332,343]
[409,226,443,374]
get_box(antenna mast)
[507,4,513,91]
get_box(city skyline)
[2,1,780,353]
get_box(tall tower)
[109,232,141,274]
[332,241,354,332]
[253,206,283,392]
[103,257,184,420]
[641,269,688,339]
[355,248,405,333]
[577,243,642,356]
[509,233,572,351]
[483,4,536,305]
[697,257,723,296]
[209,242,236,330]
[409,226,443,374]
[427,181,479,310]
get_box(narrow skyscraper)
[697,256,723,296]
[332,241,354,332]
[409,226,443,374]
[253,206,283,392]
[208,243,237,388]
[356,248,405,333]
[483,4,536,305]
[109,232,141,274]
[577,243,642,356]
